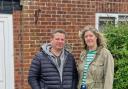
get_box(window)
[95,13,128,31]
[0,0,22,13]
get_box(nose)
[58,40,62,42]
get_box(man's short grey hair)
[51,29,67,37]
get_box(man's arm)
[28,54,42,89]
[72,56,78,89]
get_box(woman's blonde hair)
[80,25,107,49]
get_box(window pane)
[118,15,128,24]
[98,17,115,31]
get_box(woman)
[77,26,114,89]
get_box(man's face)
[51,32,65,50]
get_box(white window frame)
[95,13,128,30]
[0,14,14,89]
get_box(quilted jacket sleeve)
[71,54,78,89]
[28,53,43,89]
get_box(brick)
[13,0,128,89]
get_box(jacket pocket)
[40,81,48,89]
[87,82,103,89]
[91,63,104,80]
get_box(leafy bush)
[103,24,128,89]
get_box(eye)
[89,34,93,37]
[84,35,88,38]
[55,38,59,40]
[61,38,64,41]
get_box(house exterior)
[0,0,128,89]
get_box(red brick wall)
[13,11,23,89]
[13,0,128,89]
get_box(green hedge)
[103,24,128,89]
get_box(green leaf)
[103,23,128,89]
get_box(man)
[28,29,78,89]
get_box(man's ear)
[50,37,53,43]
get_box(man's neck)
[51,48,62,57]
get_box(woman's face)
[84,31,97,49]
